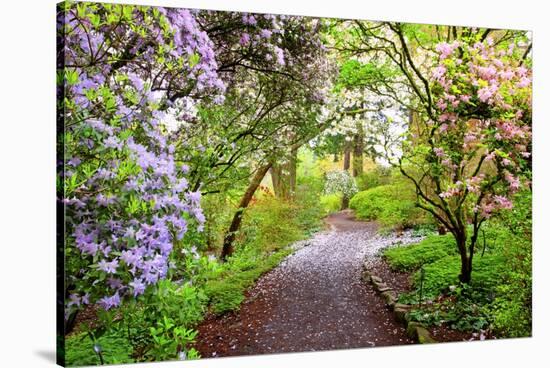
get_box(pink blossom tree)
[336,22,532,283]
[399,37,532,282]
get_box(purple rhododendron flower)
[98,259,119,274]
[98,293,121,310]
[128,73,145,91]
[186,191,201,204]
[260,29,272,38]
[104,136,122,150]
[129,279,146,296]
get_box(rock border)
[362,261,437,344]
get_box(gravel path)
[195,210,415,357]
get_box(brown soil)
[368,256,413,295]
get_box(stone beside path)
[363,263,437,344]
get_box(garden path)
[195,210,413,357]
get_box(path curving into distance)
[195,210,413,357]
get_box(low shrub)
[203,248,291,315]
[383,234,456,271]
[349,184,428,229]
[320,193,342,215]
[241,195,311,253]
[393,190,531,338]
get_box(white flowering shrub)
[323,170,358,199]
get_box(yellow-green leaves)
[188,53,200,69]
[65,69,80,86]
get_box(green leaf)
[65,69,79,86]
[122,5,134,20]
[89,13,101,28]
[188,53,200,68]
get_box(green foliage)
[320,193,342,215]
[395,190,531,337]
[141,280,208,330]
[355,165,392,191]
[485,190,532,337]
[407,284,494,332]
[383,234,456,271]
[444,286,494,332]
[65,331,133,366]
[296,148,344,217]
[242,195,310,252]
[337,59,399,90]
[294,176,326,235]
[489,274,532,337]
[204,248,291,315]
[147,316,199,361]
[411,254,506,300]
[399,253,507,333]
[201,193,235,252]
[68,279,208,365]
[202,189,320,316]
[349,184,428,229]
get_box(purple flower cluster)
[61,3,215,316]
[164,8,226,98]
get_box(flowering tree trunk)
[221,163,273,260]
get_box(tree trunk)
[271,147,297,201]
[459,257,472,283]
[271,163,289,199]
[289,147,297,200]
[221,163,272,261]
[270,165,282,198]
[455,231,472,283]
[343,141,351,172]
[352,124,364,177]
[341,196,350,210]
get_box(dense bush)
[241,195,313,252]
[395,191,531,338]
[485,190,532,337]
[349,184,428,229]
[323,170,358,205]
[65,275,209,365]
[320,193,342,215]
[383,234,456,271]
